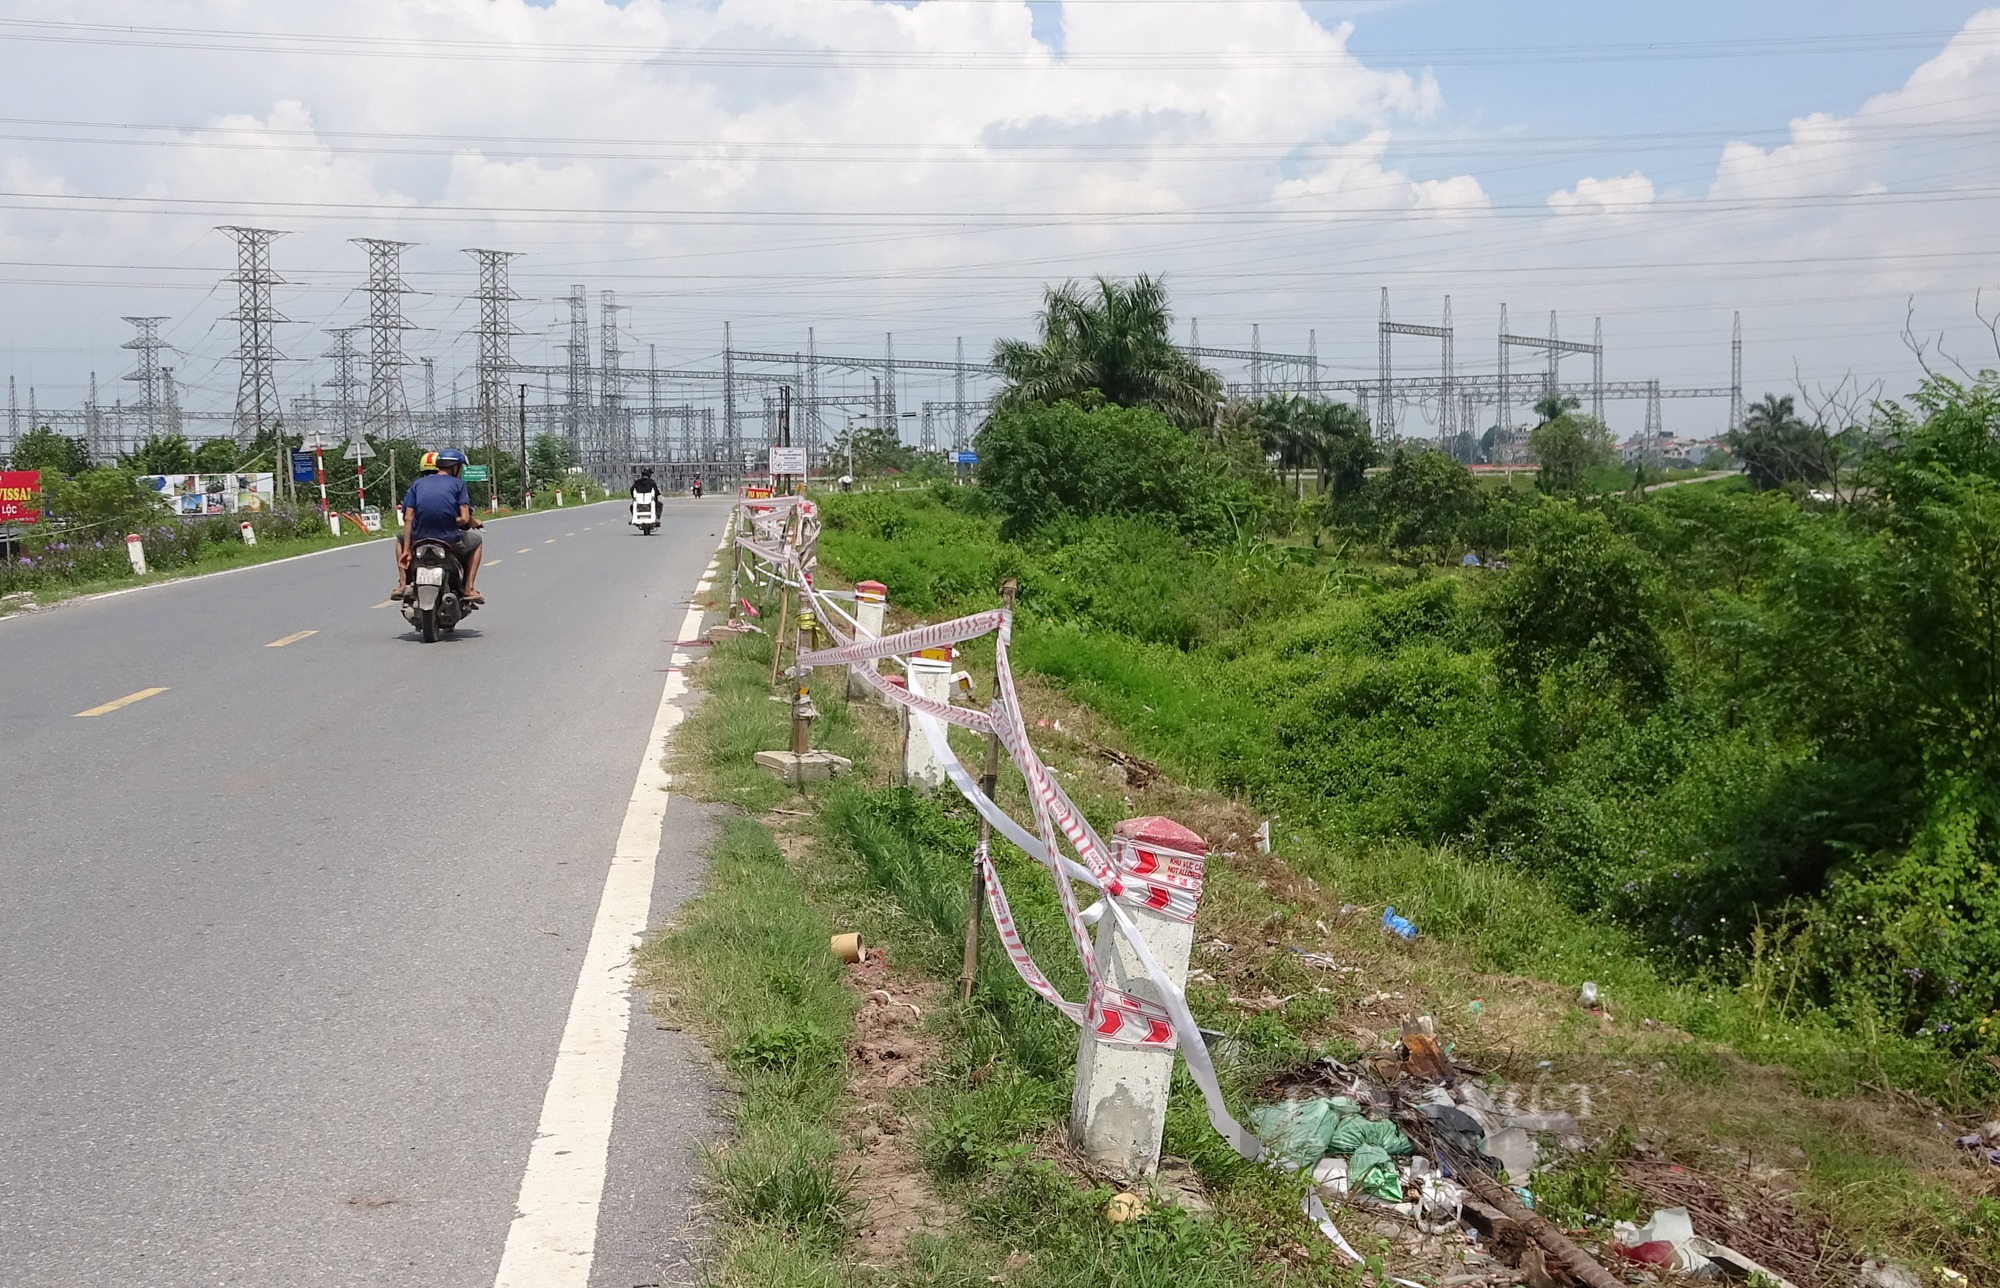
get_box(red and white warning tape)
[733,500,1260,1161]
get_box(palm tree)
[991,275,1222,429]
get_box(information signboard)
[769,446,808,477]
[0,470,40,524]
[462,464,490,483]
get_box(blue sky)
[2,0,1998,439]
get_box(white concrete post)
[849,580,887,702]
[123,533,147,575]
[1070,816,1205,1181]
[903,649,954,791]
[329,512,342,537]
[239,521,257,546]
[556,489,564,507]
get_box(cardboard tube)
[830,932,865,964]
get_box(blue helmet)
[436,449,469,471]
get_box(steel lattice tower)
[354,239,416,439]
[219,226,290,444]
[466,250,521,464]
[598,288,622,473]
[1730,312,1744,432]
[566,285,591,455]
[954,337,968,451]
[323,327,364,442]
[121,316,171,438]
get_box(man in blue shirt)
[395,449,486,603]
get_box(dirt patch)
[841,957,959,1267]
[1617,1158,1845,1287]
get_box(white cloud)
[1548,171,1654,217]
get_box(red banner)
[0,470,39,524]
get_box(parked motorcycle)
[631,493,660,535]
[402,538,477,642]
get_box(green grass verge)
[0,525,398,616]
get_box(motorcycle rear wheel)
[419,606,439,643]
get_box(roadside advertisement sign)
[0,469,41,524]
[769,446,808,477]
[139,473,277,515]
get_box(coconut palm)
[991,275,1222,429]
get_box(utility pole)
[219,226,289,448]
[723,320,736,464]
[779,384,792,495]
[1731,312,1744,433]
[355,238,415,443]
[422,357,437,444]
[954,337,968,452]
[324,327,364,511]
[519,382,530,507]
[467,248,521,511]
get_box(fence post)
[849,580,887,702]
[1070,815,1205,1181]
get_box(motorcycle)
[401,538,478,643]
[690,479,703,499]
[630,492,660,535]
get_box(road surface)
[0,497,726,1287]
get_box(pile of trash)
[1250,1019,1836,1288]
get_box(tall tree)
[1729,393,1834,492]
[991,275,1222,430]
[1528,412,1616,496]
[8,426,91,477]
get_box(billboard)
[139,473,277,515]
[0,469,40,524]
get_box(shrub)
[973,399,1251,542]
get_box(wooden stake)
[959,577,1016,1002]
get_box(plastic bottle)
[1382,906,1417,941]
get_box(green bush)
[973,399,1254,542]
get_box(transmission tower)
[354,238,415,439]
[219,226,289,444]
[883,333,898,424]
[421,357,437,443]
[566,285,591,455]
[323,327,364,442]
[121,316,171,438]
[7,376,17,450]
[466,249,521,470]
[598,288,622,473]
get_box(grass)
[649,556,2000,1286]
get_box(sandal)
[464,589,486,605]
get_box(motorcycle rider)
[630,466,659,501]
[390,451,440,599]
[690,472,702,499]
[396,448,486,605]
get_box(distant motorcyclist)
[690,473,703,499]
[397,448,486,604]
[630,467,659,500]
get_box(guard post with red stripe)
[848,580,887,703]
[1069,815,1206,1181]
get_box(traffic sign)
[769,446,808,476]
[342,439,376,460]
[952,450,978,465]
[462,464,490,483]
[290,451,317,483]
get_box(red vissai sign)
[0,470,40,524]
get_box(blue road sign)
[951,450,978,465]
[290,451,317,484]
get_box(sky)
[3,0,2000,443]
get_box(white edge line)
[0,499,628,625]
[489,515,733,1288]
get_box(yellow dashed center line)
[266,630,317,648]
[544,539,557,544]
[565,532,576,537]
[485,559,502,567]
[517,547,532,554]
[76,687,169,718]
[372,599,395,609]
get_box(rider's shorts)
[454,529,483,557]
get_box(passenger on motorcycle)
[630,467,659,499]
[396,448,486,604]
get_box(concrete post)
[1070,815,1204,1181]
[902,647,953,791]
[849,580,886,702]
[124,534,147,575]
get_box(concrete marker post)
[240,521,257,547]
[1070,815,1205,1181]
[903,646,953,792]
[849,580,887,702]
[124,533,147,575]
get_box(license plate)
[416,567,445,586]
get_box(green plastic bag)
[1346,1144,1404,1202]
[1248,1097,1362,1169]
[1325,1115,1414,1158]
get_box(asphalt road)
[0,497,727,1287]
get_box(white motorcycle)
[630,492,659,535]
